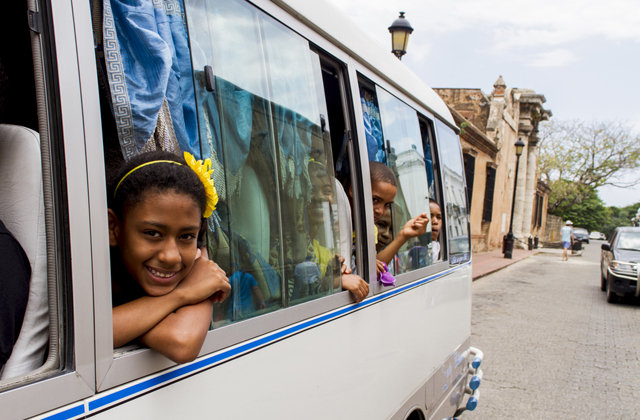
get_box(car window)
[616,232,640,251]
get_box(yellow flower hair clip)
[184,151,218,218]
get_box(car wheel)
[606,275,618,303]
[600,268,606,291]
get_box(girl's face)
[108,190,202,297]
[430,201,442,241]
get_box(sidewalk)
[472,247,583,280]
[472,248,539,280]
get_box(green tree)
[552,187,608,232]
[538,120,640,215]
[601,202,640,238]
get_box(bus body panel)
[1,0,479,418]
[28,265,471,419]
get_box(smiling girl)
[108,151,230,364]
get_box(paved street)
[471,241,640,419]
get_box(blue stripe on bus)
[42,404,85,420]
[88,262,470,413]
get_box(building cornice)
[449,106,498,159]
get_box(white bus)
[0,0,482,419]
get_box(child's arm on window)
[113,251,230,359]
[137,251,230,363]
[376,213,429,264]
[138,298,214,364]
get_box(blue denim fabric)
[108,0,200,158]
[360,87,386,164]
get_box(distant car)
[590,231,606,240]
[600,227,640,303]
[573,227,589,244]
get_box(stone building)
[434,76,552,252]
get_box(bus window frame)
[350,66,453,294]
[433,119,472,265]
[93,0,383,392]
[0,0,96,419]
[418,116,448,262]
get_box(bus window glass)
[420,118,443,262]
[435,120,470,264]
[374,87,432,274]
[359,85,386,164]
[185,0,341,323]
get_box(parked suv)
[573,227,590,244]
[600,227,640,303]
[590,231,606,240]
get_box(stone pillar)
[511,138,528,246]
[521,143,538,240]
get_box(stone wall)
[543,214,564,243]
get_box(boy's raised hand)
[174,247,231,306]
[400,212,429,239]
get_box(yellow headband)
[113,160,181,198]
[113,153,218,218]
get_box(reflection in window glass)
[374,87,432,274]
[359,85,386,164]
[617,232,640,251]
[185,0,341,324]
[435,120,470,264]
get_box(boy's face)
[371,181,397,223]
[375,208,393,252]
[108,191,201,297]
[430,201,442,241]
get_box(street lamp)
[388,12,413,60]
[503,139,526,259]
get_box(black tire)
[600,267,606,292]
[606,275,618,303]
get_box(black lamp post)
[503,139,525,259]
[388,12,414,60]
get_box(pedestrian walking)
[561,220,574,261]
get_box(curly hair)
[108,151,207,223]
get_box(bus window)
[0,8,51,384]
[435,119,471,264]
[359,84,386,164]
[358,82,433,275]
[420,118,445,263]
[185,0,342,322]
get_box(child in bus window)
[368,162,429,274]
[108,151,230,364]
[429,199,442,261]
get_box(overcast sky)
[327,0,640,208]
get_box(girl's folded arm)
[112,292,186,348]
[138,298,214,364]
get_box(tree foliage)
[601,202,640,238]
[551,187,609,232]
[538,120,640,214]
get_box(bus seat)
[0,124,49,380]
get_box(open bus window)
[435,120,471,264]
[358,82,434,274]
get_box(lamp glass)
[392,30,409,55]
[515,140,525,156]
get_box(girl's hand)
[174,248,231,306]
[376,259,386,276]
